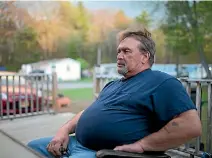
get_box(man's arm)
[139,109,202,151]
[114,78,202,153]
[114,109,202,152]
[59,110,84,134]
[138,79,202,151]
[46,110,84,156]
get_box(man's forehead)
[117,37,140,49]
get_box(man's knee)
[27,137,53,157]
[27,139,40,150]
[27,137,51,150]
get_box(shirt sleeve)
[152,78,197,124]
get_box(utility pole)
[97,46,101,66]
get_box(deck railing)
[0,72,58,120]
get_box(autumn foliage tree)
[3,1,210,72]
[162,1,212,78]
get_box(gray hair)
[117,27,156,66]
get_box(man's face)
[117,37,149,76]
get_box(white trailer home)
[21,58,81,81]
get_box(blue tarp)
[0,66,6,71]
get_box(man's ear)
[141,52,150,64]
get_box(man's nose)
[117,52,124,59]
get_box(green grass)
[59,88,93,101]
[58,77,93,83]
[201,105,208,149]
[200,87,210,151]
[189,86,211,152]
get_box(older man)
[27,27,202,158]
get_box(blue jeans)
[27,136,96,158]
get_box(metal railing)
[178,79,212,156]
[0,72,58,120]
[93,74,212,157]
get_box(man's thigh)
[27,136,54,157]
[28,136,96,158]
[70,152,96,158]
[70,140,96,158]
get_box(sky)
[17,1,166,29]
[72,1,166,16]
[72,1,166,27]
[78,1,149,17]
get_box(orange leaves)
[114,10,131,29]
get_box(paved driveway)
[0,113,75,144]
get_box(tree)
[76,58,90,70]
[151,29,167,64]
[162,1,212,78]
[14,27,40,64]
[135,11,152,29]
[0,1,17,66]
[114,10,131,29]
[134,11,167,64]
[0,1,40,70]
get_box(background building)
[21,58,81,81]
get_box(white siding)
[55,59,81,81]
[22,58,81,81]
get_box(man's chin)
[117,71,123,76]
[117,68,128,76]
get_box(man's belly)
[75,105,150,151]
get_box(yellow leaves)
[151,29,167,62]
[114,10,131,29]
[1,1,137,64]
[86,9,132,44]
[59,1,78,24]
[32,15,72,55]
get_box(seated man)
[27,26,202,158]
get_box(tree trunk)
[193,0,212,78]
[176,51,180,77]
[198,44,212,78]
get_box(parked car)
[0,72,43,115]
[29,69,52,81]
[0,71,71,115]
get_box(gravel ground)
[58,100,94,114]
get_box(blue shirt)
[75,69,196,150]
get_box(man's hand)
[45,110,84,157]
[114,142,144,153]
[47,129,70,157]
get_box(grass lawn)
[59,88,93,101]
[59,77,93,83]
[188,86,211,151]
[200,87,210,151]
